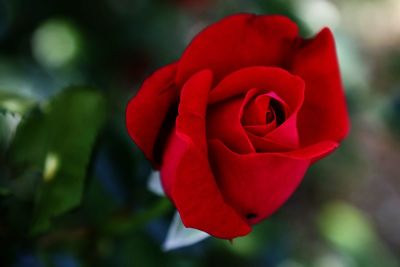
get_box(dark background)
[1,0,400,266]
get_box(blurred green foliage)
[1,87,106,244]
[9,87,106,234]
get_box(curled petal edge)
[161,70,251,239]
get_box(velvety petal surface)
[209,67,304,107]
[176,14,298,85]
[291,28,350,145]
[207,97,255,154]
[247,132,295,152]
[208,140,338,224]
[160,70,251,239]
[241,92,274,126]
[244,124,275,137]
[242,89,300,149]
[126,63,178,165]
[209,66,304,151]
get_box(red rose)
[126,14,349,239]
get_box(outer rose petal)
[291,28,350,145]
[126,63,178,165]
[208,140,338,224]
[176,14,298,85]
[161,70,251,239]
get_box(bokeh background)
[1,0,400,266]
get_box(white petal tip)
[163,212,210,251]
[147,171,165,196]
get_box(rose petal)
[265,108,299,148]
[242,89,300,149]
[207,97,255,154]
[126,63,178,166]
[161,70,251,239]
[283,140,339,163]
[209,67,304,150]
[208,139,338,224]
[247,133,294,152]
[244,124,276,136]
[176,14,298,85]
[241,89,272,127]
[209,66,304,109]
[291,28,350,145]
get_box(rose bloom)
[126,14,350,239]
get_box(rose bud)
[126,14,350,239]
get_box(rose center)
[266,110,275,124]
[242,94,286,127]
[268,98,285,126]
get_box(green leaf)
[8,86,106,234]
